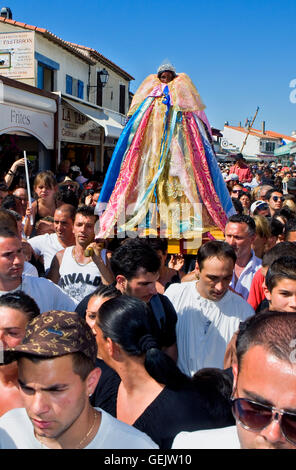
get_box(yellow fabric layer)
[127,73,206,117]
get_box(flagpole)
[23,151,33,226]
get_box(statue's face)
[159,71,174,84]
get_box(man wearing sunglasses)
[265,188,284,217]
[173,311,296,449]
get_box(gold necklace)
[72,247,91,266]
[36,409,98,449]
[75,409,98,449]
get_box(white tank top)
[58,246,106,304]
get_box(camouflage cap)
[4,310,97,364]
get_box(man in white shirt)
[225,214,261,300]
[165,241,254,376]
[28,204,76,274]
[0,310,158,449]
[173,311,296,449]
[47,205,113,305]
[0,227,76,312]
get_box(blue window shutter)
[66,75,73,95]
[35,52,60,70]
[37,64,44,89]
[78,80,84,99]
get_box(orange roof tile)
[66,41,134,81]
[0,16,133,80]
[0,16,94,65]
[225,126,296,142]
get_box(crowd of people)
[1,126,296,448]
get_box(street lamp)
[98,68,109,87]
[87,68,110,101]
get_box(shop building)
[0,74,58,178]
[0,12,134,177]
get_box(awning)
[62,97,123,139]
[274,141,295,157]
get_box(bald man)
[28,204,76,274]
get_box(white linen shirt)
[165,281,254,376]
[172,425,240,449]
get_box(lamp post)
[98,68,109,87]
[87,68,109,102]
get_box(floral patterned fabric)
[96,73,234,240]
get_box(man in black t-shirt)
[76,238,178,361]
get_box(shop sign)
[0,31,35,79]
[0,102,54,149]
[60,102,101,145]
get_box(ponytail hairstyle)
[97,295,191,390]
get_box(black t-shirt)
[147,294,177,348]
[91,360,216,449]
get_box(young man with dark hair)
[165,241,254,376]
[248,241,296,313]
[225,214,261,300]
[263,256,296,312]
[0,227,76,313]
[173,312,296,449]
[0,311,158,449]
[110,238,178,361]
[265,188,284,217]
[47,205,113,304]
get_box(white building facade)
[221,123,296,162]
[0,14,134,174]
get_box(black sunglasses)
[272,196,284,202]
[232,397,296,446]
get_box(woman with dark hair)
[0,291,40,416]
[84,283,122,338]
[238,191,252,215]
[231,197,244,214]
[91,295,215,448]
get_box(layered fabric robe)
[96,73,234,239]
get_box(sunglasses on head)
[231,397,296,446]
[272,196,284,202]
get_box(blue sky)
[4,0,296,135]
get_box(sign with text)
[0,31,35,79]
[0,102,54,149]
[60,101,101,145]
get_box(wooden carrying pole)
[240,106,259,153]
